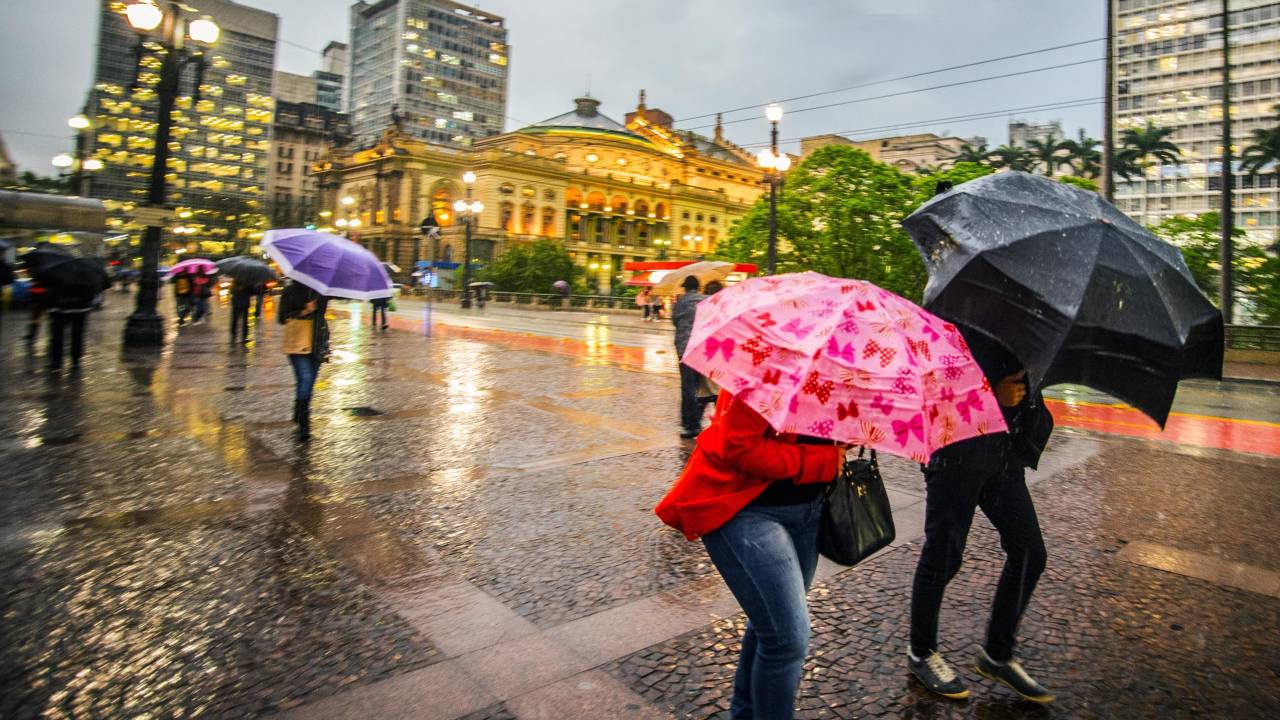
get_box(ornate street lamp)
[757,103,790,275]
[121,0,220,346]
[653,236,671,260]
[454,171,483,308]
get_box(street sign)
[132,205,175,227]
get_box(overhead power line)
[683,57,1105,132]
[677,37,1105,123]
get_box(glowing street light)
[125,0,162,31]
[51,154,74,168]
[68,114,91,130]
[459,170,481,308]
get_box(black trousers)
[48,311,88,368]
[910,440,1046,662]
[678,357,703,433]
[230,304,250,343]
[372,301,387,327]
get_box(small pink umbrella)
[164,258,219,278]
[683,271,1007,463]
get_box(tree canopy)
[1151,212,1280,324]
[476,239,583,293]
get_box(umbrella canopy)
[683,271,1007,463]
[262,228,393,300]
[902,171,1222,426]
[383,261,402,274]
[21,249,109,295]
[468,281,494,288]
[652,260,736,297]
[165,258,218,278]
[216,256,277,284]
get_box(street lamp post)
[121,0,219,346]
[654,236,671,260]
[757,103,790,275]
[454,171,483,308]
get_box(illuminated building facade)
[313,93,764,292]
[348,0,508,149]
[81,0,278,255]
[267,101,351,228]
[1113,0,1280,237]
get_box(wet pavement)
[1,293,1278,719]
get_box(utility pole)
[1220,0,1234,323]
[1103,0,1116,202]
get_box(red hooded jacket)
[655,390,843,541]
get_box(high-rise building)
[316,41,348,112]
[1008,119,1065,148]
[81,0,278,255]
[266,101,351,228]
[347,0,508,148]
[1112,0,1279,237]
[274,70,317,104]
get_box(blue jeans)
[288,354,321,403]
[702,497,823,720]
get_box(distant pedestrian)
[371,296,390,330]
[278,280,329,441]
[656,394,847,720]
[173,273,192,326]
[672,274,707,439]
[46,284,97,371]
[253,282,266,321]
[26,279,50,346]
[229,280,253,345]
[636,288,653,321]
[191,274,213,324]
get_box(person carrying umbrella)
[230,279,254,345]
[173,272,193,326]
[191,272,213,324]
[278,279,328,441]
[671,274,707,439]
[371,295,390,330]
[21,249,109,370]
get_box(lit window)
[452,110,473,121]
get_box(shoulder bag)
[818,448,896,566]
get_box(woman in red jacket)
[657,390,846,720]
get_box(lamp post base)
[123,312,165,347]
[460,291,472,309]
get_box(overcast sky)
[0,0,1104,174]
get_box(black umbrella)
[902,171,1222,427]
[216,256,277,284]
[21,249,110,296]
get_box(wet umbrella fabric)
[164,258,219,278]
[653,261,735,297]
[216,256,277,284]
[21,249,109,294]
[683,271,1007,463]
[262,228,393,300]
[902,171,1222,427]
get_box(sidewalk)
[1,295,1278,719]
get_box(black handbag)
[818,448,896,566]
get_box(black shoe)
[292,398,302,425]
[297,404,311,441]
[909,652,970,700]
[679,429,701,439]
[975,648,1055,704]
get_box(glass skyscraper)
[348,0,508,148]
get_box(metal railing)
[406,287,644,311]
[1225,325,1280,352]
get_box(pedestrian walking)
[0,259,13,337]
[278,279,329,441]
[229,279,253,345]
[46,284,97,371]
[173,273,192,326]
[656,394,847,720]
[672,275,706,438]
[25,279,50,347]
[253,282,266,321]
[906,327,1055,704]
[191,273,213,324]
[636,287,652,321]
[371,296,390,330]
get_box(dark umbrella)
[21,249,110,296]
[902,171,1222,427]
[216,256,277,284]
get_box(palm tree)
[1062,129,1102,178]
[1027,135,1070,177]
[1241,103,1280,177]
[1117,121,1182,225]
[952,141,990,165]
[986,145,1035,172]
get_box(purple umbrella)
[262,229,393,300]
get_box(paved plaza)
[1,293,1278,719]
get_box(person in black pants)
[47,286,96,370]
[906,328,1056,704]
[279,280,329,441]
[671,275,706,439]
[371,297,389,330]
[229,280,253,345]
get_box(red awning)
[623,271,655,287]
[622,260,758,274]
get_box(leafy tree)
[1062,129,1102,178]
[7,171,70,194]
[951,142,990,164]
[1058,175,1099,192]
[909,161,994,207]
[1116,121,1181,225]
[986,145,1035,172]
[715,146,926,299]
[477,238,582,293]
[1151,212,1280,324]
[1241,103,1280,177]
[1027,135,1069,177]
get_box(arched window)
[634,199,649,217]
[565,187,582,209]
[430,183,455,226]
[708,229,719,250]
[609,196,627,214]
[680,225,691,248]
[586,191,606,211]
[541,206,556,236]
[654,202,668,220]
[500,201,515,232]
[521,202,535,234]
